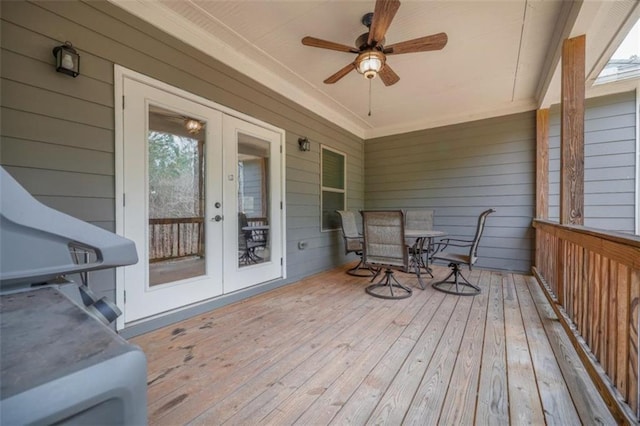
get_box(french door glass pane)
[237,133,271,267]
[148,105,206,285]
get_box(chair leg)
[238,249,254,265]
[346,256,377,277]
[366,268,412,299]
[250,247,263,261]
[413,260,425,290]
[370,267,383,283]
[431,263,480,296]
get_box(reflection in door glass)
[237,133,271,267]
[148,105,206,286]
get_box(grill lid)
[0,167,138,287]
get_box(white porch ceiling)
[113,0,639,139]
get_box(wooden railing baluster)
[148,217,205,263]
[533,219,640,423]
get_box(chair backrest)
[336,210,362,253]
[469,208,496,265]
[361,210,408,269]
[405,209,434,231]
[238,212,251,243]
[337,210,359,238]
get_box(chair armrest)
[434,238,473,253]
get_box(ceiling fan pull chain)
[368,78,372,117]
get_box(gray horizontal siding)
[2,138,115,175]
[2,166,114,198]
[366,112,536,273]
[1,0,364,309]
[1,107,114,152]
[548,91,637,233]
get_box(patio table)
[405,229,447,286]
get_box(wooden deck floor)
[131,264,615,425]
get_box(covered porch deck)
[132,264,614,425]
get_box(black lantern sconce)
[53,41,80,78]
[298,137,310,152]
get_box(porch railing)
[149,217,204,262]
[532,219,640,422]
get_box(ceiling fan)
[301,0,447,86]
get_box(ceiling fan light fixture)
[356,50,385,79]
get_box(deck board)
[297,281,444,425]
[402,293,472,425]
[438,270,491,425]
[524,273,616,424]
[514,274,581,425]
[504,272,546,425]
[131,263,615,425]
[475,271,509,424]
[364,289,450,425]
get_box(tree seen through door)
[148,106,206,286]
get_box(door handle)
[212,215,223,222]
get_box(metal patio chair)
[431,208,496,295]
[362,210,417,299]
[238,212,266,264]
[336,210,376,277]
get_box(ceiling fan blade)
[324,62,356,84]
[384,32,448,55]
[367,0,401,46]
[379,64,400,86]
[302,36,359,53]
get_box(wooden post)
[560,35,585,225]
[536,108,549,220]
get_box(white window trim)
[320,144,347,232]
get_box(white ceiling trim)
[366,99,538,139]
[110,0,369,139]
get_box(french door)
[222,115,283,293]
[118,71,284,325]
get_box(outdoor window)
[321,145,346,231]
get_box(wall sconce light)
[298,137,310,152]
[52,41,80,77]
